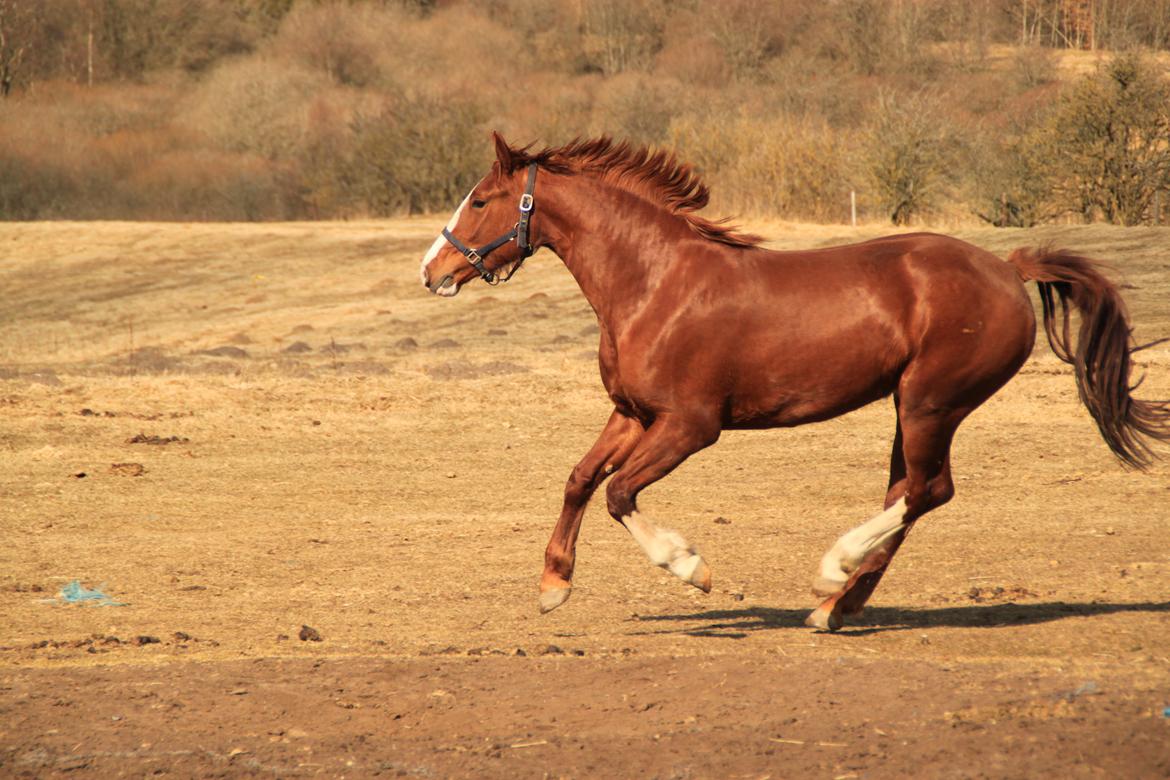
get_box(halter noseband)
[441,163,538,286]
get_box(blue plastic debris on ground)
[1163,706,1170,718]
[52,580,126,606]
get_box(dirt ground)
[1,219,1168,778]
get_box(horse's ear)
[492,130,515,173]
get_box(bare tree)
[0,0,28,97]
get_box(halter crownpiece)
[441,163,538,286]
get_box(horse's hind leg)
[806,406,960,631]
[812,409,910,599]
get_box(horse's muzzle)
[428,274,455,295]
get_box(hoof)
[804,605,843,632]
[811,575,847,598]
[669,554,712,593]
[538,587,572,614]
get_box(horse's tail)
[1007,245,1170,469]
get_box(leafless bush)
[590,74,678,146]
[273,1,403,87]
[826,0,942,77]
[124,149,293,220]
[670,111,853,222]
[183,58,328,160]
[971,127,1054,227]
[1011,44,1057,89]
[577,0,665,75]
[696,0,787,82]
[862,91,960,225]
[0,145,77,218]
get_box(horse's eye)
[471,199,487,209]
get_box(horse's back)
[695,233,1035,426]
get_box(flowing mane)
[500,137,763,249]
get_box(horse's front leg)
[605,413,721,592]
[540,409,643,613]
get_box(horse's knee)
[563,465,596,507]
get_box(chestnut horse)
[419,133,1170,630]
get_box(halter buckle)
[518,193,534,213]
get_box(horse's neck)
[540,177,676,333]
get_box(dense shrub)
[343,93,487,215]
[1041,55,1170,225]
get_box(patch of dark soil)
[126,433,190,445]
[125,347,182,373]
[0,583,45,593]
[283,341,312,354]
[428,338,461,349]
[196,346,249,359]
[0,368,62,385]
[487,328,508,336]
[579,323,600,336]
[394,337,419,350]
[966,585,1039,603]
[194,360,241,376]
[338,361,390,375]
[320,342,356,354]
[228,332,254,345]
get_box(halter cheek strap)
[441,163,538,286]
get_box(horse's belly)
[724,348,903,428]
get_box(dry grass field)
[1,219,1169,778]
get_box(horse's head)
[420,132,540,298]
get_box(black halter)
[441,164,538,286]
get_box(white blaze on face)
[420,180,483,290]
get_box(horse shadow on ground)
[629,601,1170,638]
